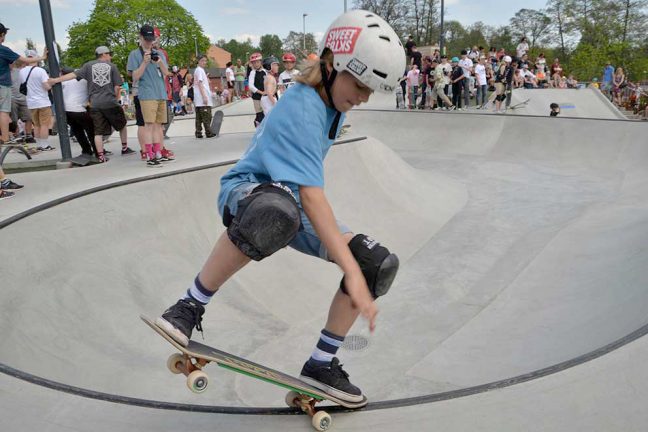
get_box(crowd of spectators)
[1,24,647,200]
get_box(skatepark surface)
[2,91,648,431]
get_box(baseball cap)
[0,23,8,33]
[139,25,155,41]
[24,49,38,58]
[451,57,459,62]
[95,46,112,55]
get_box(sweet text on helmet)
[324,27,362,55]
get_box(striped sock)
[307,329,345,368]
[183,274,216,305]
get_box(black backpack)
[19,66,36,96]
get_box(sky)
[0,0,547,55]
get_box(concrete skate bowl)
[2,110,648,416]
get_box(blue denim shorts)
[222,182,352,260]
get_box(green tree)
[282,31,318,59]
[259,34,283,61]
[218,38,258,64]
[509,8,552,49]
[64,0,210,76]
[26,38,37,51]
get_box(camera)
[150,49,160,62]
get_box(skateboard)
[210,110,224,137]
[141,315,367,431]
[336,124,351,138]
[508,98,530,110]
[69,153,102,167]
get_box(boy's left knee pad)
[340,234,399,299]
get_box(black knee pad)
[340,234,399,299]
[225,183,301,261]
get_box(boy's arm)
[299,185,378,332]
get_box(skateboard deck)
[210,110,224,137]
[70,154,100,167]
[141,315,367,431]
[508,98,530,110]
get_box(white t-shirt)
[260,94,276,116]
[459,57,473,78]
[406,69,420,87]
[516,43,529,59]
[192,66,212,107]
[475,64,487,86]
[62,78,89,113]
[225,67,234,83]
[20,66,51,109]
[279,69,300,87]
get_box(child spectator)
[475,57,488,108]
[406,65,420,109]
[450,57,464,110]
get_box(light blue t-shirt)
[218,83,345,214]
[127,48,167,100]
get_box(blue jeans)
[222,182,352,260]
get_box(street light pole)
[39,0,71,161]
[344,0,347,12]
[303,13,308,51]
[194,36,198,57]
[439,0,445,56]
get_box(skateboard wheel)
[312,411,332,431]
[167,353,185,375]
[285,391,301,408]
[187,370,209,393]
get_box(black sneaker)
[156,299,205,346]
[146,158,162,168]
[0,190,15,201]
[299,358,363,403]
[1,179,24,190]
[195,133,203,139]
[121,147,136,156]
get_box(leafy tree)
[353,0,410,37]
[546,0,577,57]
[509,8,552,49]
[259,34,283,61]
[218,38,258,64]
[26,38,37,51]
[282,31,318,59]
[64,0,210,76]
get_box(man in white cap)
[49,46,135,162]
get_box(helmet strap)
[320,61,342,140]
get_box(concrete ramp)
[0,137,466,405]
[507,88,625,119]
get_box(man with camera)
[127,25,170,167]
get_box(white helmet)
[503,55,512,63]
[319,10,405,93]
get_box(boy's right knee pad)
[225,183,301,261]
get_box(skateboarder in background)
[156,10,403,404]
[192,55,215,139]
